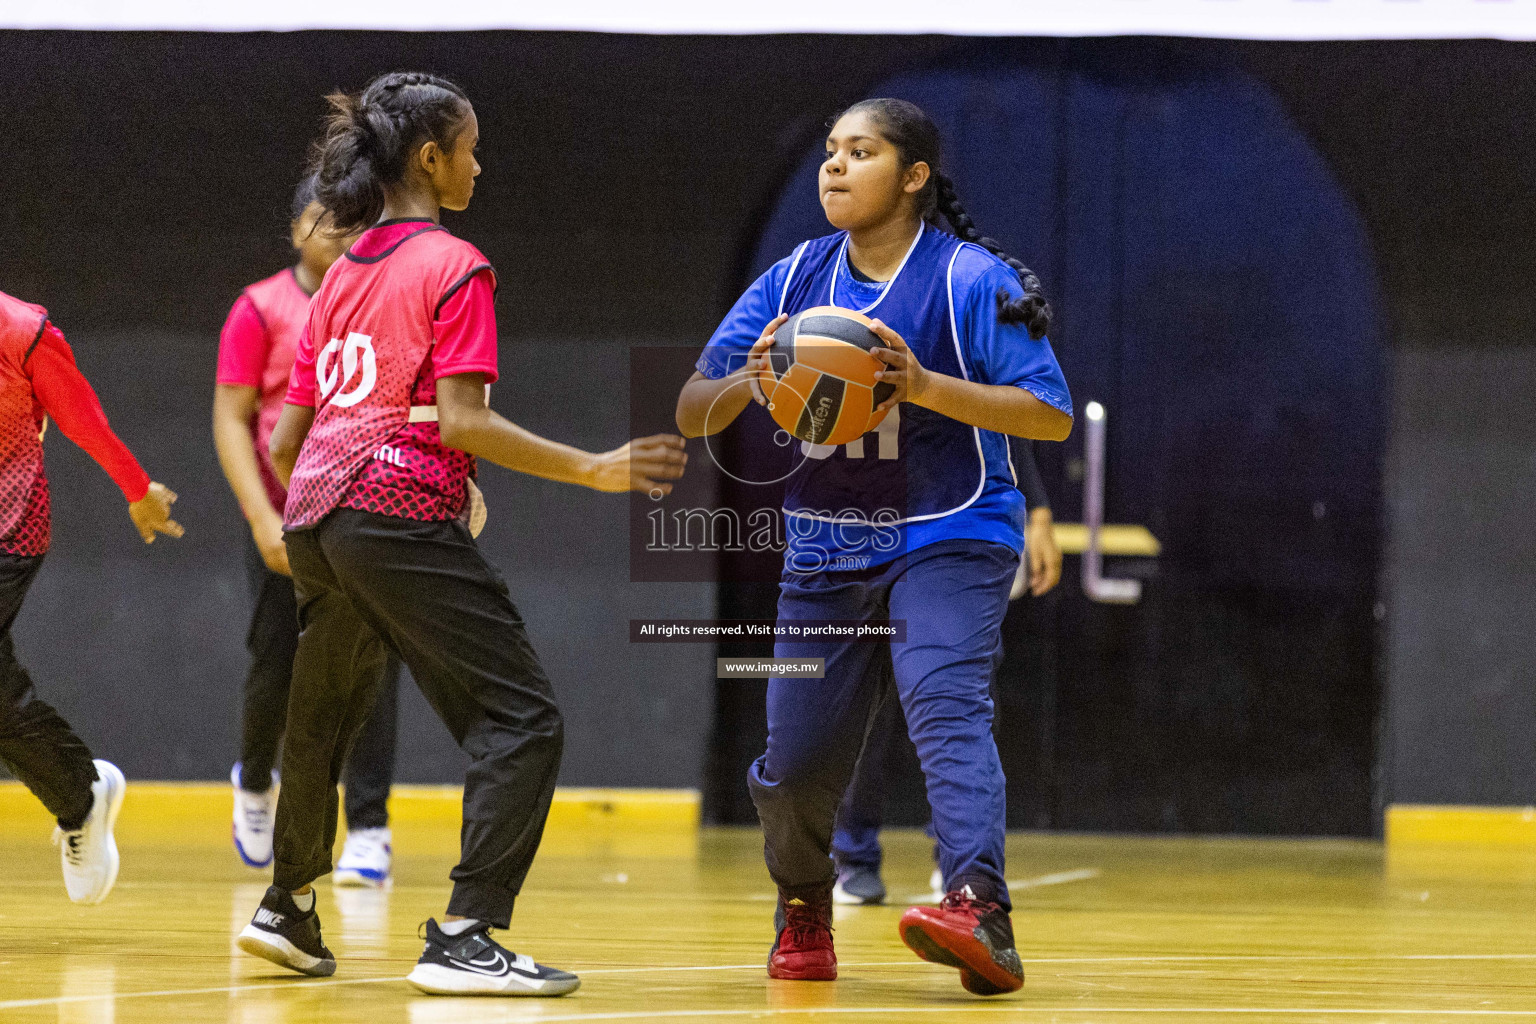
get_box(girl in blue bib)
[677,98,1071,996]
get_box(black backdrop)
[2,32,1533,832]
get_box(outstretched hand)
[869,319,928,413]
[129,482,185,544]
[593,434,688,495]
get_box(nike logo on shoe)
[444,949,538,977]
[254,909,285,928]
[446,949,509,976]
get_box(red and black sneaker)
[899,887,1024,995]
[768,889,837,981]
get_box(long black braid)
[834,98,1053,340]
[933,173,1052,338]
[308,71,471,234]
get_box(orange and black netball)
[763,306,895,446]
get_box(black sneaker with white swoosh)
[237,885,337,977]
[406,918,580,996]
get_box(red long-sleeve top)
[0,293,150,556]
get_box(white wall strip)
[5,0,1536,40]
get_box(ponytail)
[833,98,1054,340]
[309,72,470,234]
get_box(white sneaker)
[334,827,392,888]
[54,759,126,905]
[232,763,278,868]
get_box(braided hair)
[308,72,471,234]
[835,98,1053,340]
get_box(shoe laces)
[52,827,86,868]
[781,899,832,945]
[240,792,274,833]
[939,886,1001,916]
[344,829,389,859]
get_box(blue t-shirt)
[698,231,1071,568]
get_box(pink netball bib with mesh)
[283,223,493,529]
[0,292,50,553]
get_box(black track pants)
[238,536,400,829]
[272,509,563,927]
[0,553,97,830]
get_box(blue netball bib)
[774,226,1021,572]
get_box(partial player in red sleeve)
[235,72,685,996]
[212,174,405,887]
[0,289,181,908]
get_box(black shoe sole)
[238,925,337,977]
[900,920,1021,996]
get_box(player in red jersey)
[215,174,404,884]
[235,72,687,996]
[0,290,182,905]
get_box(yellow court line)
[1386,804,1536,846]
[396,785,700,828]
[0,782,699,841]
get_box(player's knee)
[903,682,994,733]
[542,707,565,755]
[0,697,60,740]
[751,746,837,794]
[487,701,564,759]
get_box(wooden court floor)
[5,810,1536,1022]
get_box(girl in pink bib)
[234,72,686,996]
